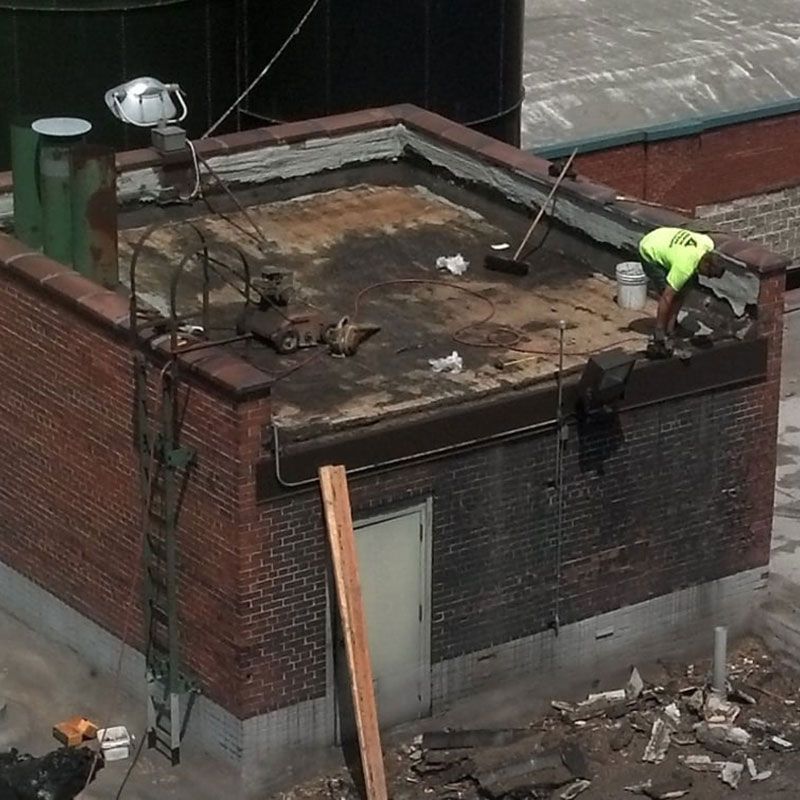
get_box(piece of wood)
[319,465,388,800]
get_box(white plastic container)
[96,726,132,762]
[615,262,648,310]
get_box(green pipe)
[70,144,119,288]
[9,119,42,248]
[39,139,74,265]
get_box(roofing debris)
[0,747,102,800]
[274,640,800,800]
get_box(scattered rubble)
[270,639,800,800]
[746,756,772,782]
[0,746,102,800]
[610,720,633,752]
[720,761,744,789]
[642,718,672,764]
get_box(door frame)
[326,497,433,742]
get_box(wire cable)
[353,278,640,357]
[178,140,202,203]
[112,729,147,800]
[202,0,323,138]
[196,153,271,249]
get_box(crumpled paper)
[429,351,463,374]
[436,254,469,276]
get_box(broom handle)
[513,148,578,261]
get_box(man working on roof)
[638,227,725,358]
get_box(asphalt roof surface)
[119,170,653,432]
[521,0,800,150]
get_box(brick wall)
[0,266,260,716]
[236,371,777,718]
[696,187,800,268]
[572,112,800,213]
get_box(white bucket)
[615,262,648,310]
[97,726,132,762]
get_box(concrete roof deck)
[522,0,800,150]
[119,167,655,431]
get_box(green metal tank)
[0,0,240,168]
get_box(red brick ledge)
[0,234,272,400]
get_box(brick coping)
[0,105,790,400]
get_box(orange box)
[53,717,99,747]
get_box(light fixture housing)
[104,77,187,128]
[576,349,637,416]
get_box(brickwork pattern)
[0,273,254,714]
[572,112,800,213]
[240,377,779,718]
[696,188,800,268]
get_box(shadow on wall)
[576,413,625,475]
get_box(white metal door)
[334,502,431,733]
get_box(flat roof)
[522,0,800,150]
[1,105,784,422]
[120,169,654,430]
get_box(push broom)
[484,148,578,276]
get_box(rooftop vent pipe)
[9,117,118,288]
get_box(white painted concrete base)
[0,559,768,796]
[433,567,768,708]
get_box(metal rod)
[272,414,560,490]
[553,320,566,634]
[713,625,728,695]
[513,148,578,261]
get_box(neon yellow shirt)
[638,228,715,292]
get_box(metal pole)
[553,320,566,634]
[10,118,42,249]
[712,625,728,695]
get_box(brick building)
[0,106,787,793]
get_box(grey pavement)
[522,0,800,150]
[0,607,235,800]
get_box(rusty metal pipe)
[70,144,118,288]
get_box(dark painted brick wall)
[240,377,774,717]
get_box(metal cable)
[353,278,639,357]
[202,0,323,138]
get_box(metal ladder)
[134,353,197,765]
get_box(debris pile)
[270,640,800,800]
[0,746,102,800]
[404,730,593,800]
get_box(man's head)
[698,251,726,280]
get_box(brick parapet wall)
[696,188,800,268]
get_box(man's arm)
[655,286,682,337]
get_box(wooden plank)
[319,465,388,800]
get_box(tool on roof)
[484,148,578,277]
[238,266,380,356]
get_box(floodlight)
[104,77,187,128]
[576,349,636,416]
